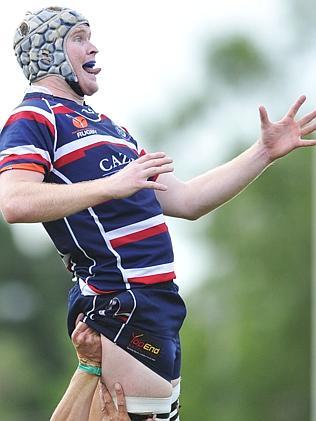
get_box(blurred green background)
[0,0,315,420]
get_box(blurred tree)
[181,148,311,421]
[206,35,270,89]
[0,222,75,420]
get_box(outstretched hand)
[259,95,316,162]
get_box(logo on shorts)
[127,332,161,361]
[98,297,132,323]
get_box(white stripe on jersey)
[79,278,99,296]
[106,214,166,240]
[0,144,52,166]
[12,105,56,127]
[88,206,131,290]
[63,217,97,284]
[124,263,175,279]
[54,134,138,162]
[52,169,130,290]
[42,98,58,151]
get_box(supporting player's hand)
[108,152,174,199]
[71,313,102,365]
[258,95,316,163]
[99,382,131,421]
[99,382,155,421]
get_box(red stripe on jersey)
[110,223,168,248]
[55,141,134,168]
[85,282,116,294]
[0,153,50,168]
[5,111,55,137]
[128,271,176,284]
[54,141,105,168]
[53,105,75,114]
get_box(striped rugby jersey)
[0,87,175,295]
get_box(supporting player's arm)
[50,316,132,421]
[156,96,316,220]
[50,368,100,421]
[50,318,102,421]
[50,371,132,421]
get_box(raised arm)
[156,96,316,220]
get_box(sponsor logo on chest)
[99,152,135,172]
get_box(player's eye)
[74,35,84,42]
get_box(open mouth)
[82,61,101,75]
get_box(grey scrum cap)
[13,6,89,86]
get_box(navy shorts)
[67,281,187,382]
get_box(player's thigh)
[101,334,172,398]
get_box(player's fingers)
[71,320,92,344]
[286,95,306,119]
[99,382,115,415]
[71,321,85,340]
[297,138,316,148]
[143,163,174,179]
[141,156,173,170]
[144,180,169,192]
[297,110,316,127]
[114,383,128,413]
[300,120,316,137]
[259,106,270,128]
[99,382,108,414]
[136,152,166,163]
[75,313,84,326]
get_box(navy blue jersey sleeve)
[0,98,56,175]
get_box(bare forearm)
[0,152,174,223]
[185,141,271,218]
[1,178,111,223]
[50,369,99,421]
[159,141,272,220]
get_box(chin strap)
[66,79,85,97]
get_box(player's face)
[66,25,101,96]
